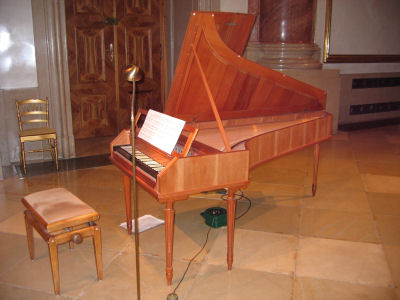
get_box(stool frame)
[23,209,103,295]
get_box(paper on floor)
[120,214,165,233]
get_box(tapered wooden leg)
[312,143,320,196]
[93,225,103,280]
[24,211,35,260]
[226,189,236,270]
[48,237,60,295]
[164,201,175,285]
[123,174,132,234]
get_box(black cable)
[169,191,252,298]
[220,190,252,220]
[172,216,215,295]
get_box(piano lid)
[165,11,327,123]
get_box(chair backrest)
[16,98,50,131]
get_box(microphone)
[167,292,178,300]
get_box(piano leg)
[123,175,133,234]
[165,200,175,285]
[226,189,236,270]
[312,143,320,196]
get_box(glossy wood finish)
[115,0,165,129]
[110,128,249,285]
[22,191,102,295]
[111,11,332,286]
[65,0,166,138]
[165,12,326,123]
[65,0,117,138]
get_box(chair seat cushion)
[22,188,99,232]
[19,127,56,137]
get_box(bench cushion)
[22,188,99,232]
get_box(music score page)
[138,109,185,154]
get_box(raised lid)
[165,11,326,123]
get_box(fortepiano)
[110,11,332,285]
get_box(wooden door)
[117,0,166,128]
[116,0,166,131]
[65,0,166,139]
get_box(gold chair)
[16,98,59,174]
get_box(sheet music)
[138,109,185,154]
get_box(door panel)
[66,0,165,138]
[66,0,117,139]
[116,0,163,131]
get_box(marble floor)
[1,125,400,299]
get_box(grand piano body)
[110,11,332,285]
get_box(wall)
[0,0,74,170]
[314,0,400,74]
[0,0,38,89]
[314,0,400,125]
[0,0,40,167]
[339,72,400,125]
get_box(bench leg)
[48,237,60,295]
[93,225,103,280]
[24,211,35,260]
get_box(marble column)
[245,0,321,69]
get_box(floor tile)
[293,277,398,300]
[0,211,39,237]
[296,237,393,287]
[375,214,400,286]
[184,264,293,300]
[301,208,378,243]
[207,229,297,275]
[361,174,400,194]
[250,165,307,186]
[0,244,118,297]
[319,139,353,160]
[368,193,400,216]
[304,184,370,213]
[0,199,24,222]
[1,125,400,298]
[125,211,222,263]
[79,253,200,300]
[0,233,46,276]
[0,282,70,300]
[357,160,400,177]
[243,182,305,207]
[236,202,301,235]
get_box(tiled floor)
[1,126,400,299]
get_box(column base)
[245,42,322,70]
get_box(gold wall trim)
[323,0,400,63]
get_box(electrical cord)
[168,217,214,299]
[220,190,252,220]
[168,191,252,299]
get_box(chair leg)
[21,142,26,174]
[48,237,60,295]
[24,211,35,260]
[93,225,103,280]
[48,139,54,160]
[54,138,59,171]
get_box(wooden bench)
[22,188,102,294]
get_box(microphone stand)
[126,65,143,300]
[131,79,141,299]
